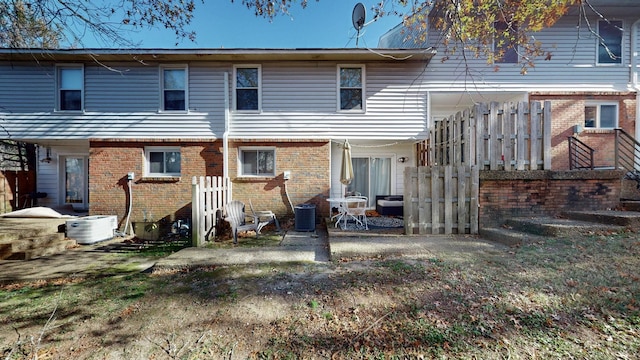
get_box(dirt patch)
[2,233,640,359]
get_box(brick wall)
[89,139,223,230]
[530,93,636,170]
[228,140,331,222]
[479,170,623,227]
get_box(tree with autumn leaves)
[0,0,614,70]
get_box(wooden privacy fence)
[404,165,479,235]
[430,101,551,170]
[191,176,231,246]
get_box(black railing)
[614,128,640,172]
[568,136,594,170]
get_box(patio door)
[349,157,391,207]
[61,156,89,210]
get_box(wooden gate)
[404,165,479,235]
[191,176,231,246]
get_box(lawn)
[1,232,639,359]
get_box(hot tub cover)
[0,207,74,218]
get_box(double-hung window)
[145,147,181,177]
[239,147,275,177]
[161,66,187,111]
[597,20,623,65]
[338,65,364,111]
[584,102,618,129]
[234,65,261,111]
[494,21,518,64]
[57,66,83,111]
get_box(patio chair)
[249,200,281,233]
[344,196,368,230]
[223,200,258,244]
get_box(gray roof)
[0,48,435,62]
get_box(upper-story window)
[161,66,187,111]
[494,21,518,64]
[234,65,261,111]
[338,65,365,111]
[145,147,181,177]
[585,102,618,129]
[57,66,83,111]
[597,20,623,65]
[239,147,275,177]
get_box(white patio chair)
[344,196,368,230]
[249,200,281,233]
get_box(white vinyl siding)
[0,64,55,112]
[229,62,428,140]
[84,63,159,112]
[424,15,635,92]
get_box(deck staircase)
[0,218,76,260]
[480,210,640,246]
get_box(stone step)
[504,217,626,237]
[620,200,640,212]
[562,210,640,230]
[0,218,66,242]
[5,239,77,260]
[479,227,546,247]
[7,233,67,253]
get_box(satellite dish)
[352,3,366,47]
[352,3,366,31]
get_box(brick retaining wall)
[479,170,624,228]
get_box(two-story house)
[379,0,639,170]
[0,48,433,226]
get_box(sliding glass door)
[349,157,391,207]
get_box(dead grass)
[1,232,639,359]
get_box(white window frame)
[584,101,618,129]
[238,146,276,177]
[56,64,84,112]
[337,64,365,112]
[596,19,623,65]
[160,65,188,112]
[233,65,262,112]
[144,146,181,177]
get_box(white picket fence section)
[404,165,479,235]
[430,101,551,170]
[191,176,231,246]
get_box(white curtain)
[350,157,391,207]
[370,158,391,202]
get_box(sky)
[90,1,409,49]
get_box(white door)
[61,156,88,210]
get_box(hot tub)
[66,215,118,245]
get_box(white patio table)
[326,197,366,229]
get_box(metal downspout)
[223,72,231,199]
